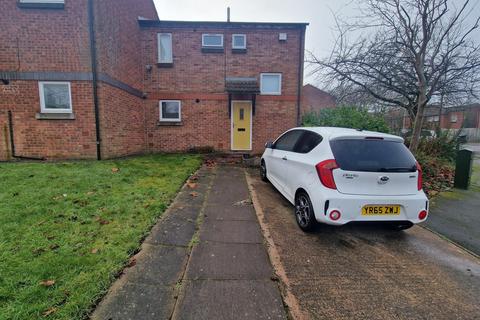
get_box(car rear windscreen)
[329,139,417,172]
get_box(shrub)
[416,131,458,162]
[302,106,390,133]
[411,132,458,196]
[414,151,454,196]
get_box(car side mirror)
[265,141,274,149]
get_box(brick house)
[0,0,307,160]
[300,84,336,116]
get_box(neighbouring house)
[384,104,480,141]
[300,84,336,116]
[0,0,308,160]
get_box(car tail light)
[316,159,339,189]
[329,210,341,221]
[416,162,423,191]
[418,210,427,220]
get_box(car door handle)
[282,156,288,161]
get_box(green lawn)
[0,154,202,320]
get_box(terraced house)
[0,0,307,160]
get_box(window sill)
[157,121,182,126]
[232,48,247,54]
[201,47,224,53]
[17,2,65,9]
[36,113,75,120]
[157,62,173,68]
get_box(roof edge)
[138,19,309,29]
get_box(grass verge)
[0,154,202,319]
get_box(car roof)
[291,127,404,142]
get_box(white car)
[260,127,429,232]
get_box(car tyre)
[260,160,268,182]
[294,191,317,232]
[388,221,414,231]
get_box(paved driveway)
[248,169,480,320]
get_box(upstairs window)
[232,34,246,49]
[202,34,223,48]
[157,33,173,64]
[39,82,72,113]
[18,0,65,8]
[260,73,282,95]
[160,100,181,122]
[450,114,458,122]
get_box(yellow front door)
[231,101,252,150]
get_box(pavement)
[247,168,480,320]
[92,165,286,320]
[425,150,480,256]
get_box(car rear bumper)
[310,189,429,226]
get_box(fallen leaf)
[233,199,252,206]
[190,192,199,197]
[91,248,99,254]
[127,257,136,268]
[95,216,110,225]
[111,167,120,173]
[42,307,57,317]
[86,191,95,196]
[187,182,197,189]
[40,280,55,287]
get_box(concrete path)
[92,165,285,320]
[425,164,480,256]
[247,168,480,320]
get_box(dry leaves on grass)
[39,280,55,287]
[95,216,110,225]
[42,307,57,317]
[91,248,99,254]
[111,167,120,173]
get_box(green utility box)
[454,149,473,189]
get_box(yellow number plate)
[361,205,401,215]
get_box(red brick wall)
[142,25,303,154]
[0,0,91,72]
[145,98,297,154]
[142,28,301,95]
[93,0,157,159]
[0,81,96,160]
[300,84,336,116]
[98,84,146,158]
[94,0,158,90]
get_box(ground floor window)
[39,81,72,113]
[160,100,181,122]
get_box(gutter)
[296,26,306,126]
[87,0,102,160]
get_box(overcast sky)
[152,0,480,86]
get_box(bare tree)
[309,0,480,151]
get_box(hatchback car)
[260,127,428,231]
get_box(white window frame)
[232,34,246,49]
[157,33,173,64]
[19,0,64,3]
[202,34,224,48]
[39,81,72,114]
[450,114,458,123]
[159,100,182,122]
[260,73,282,95]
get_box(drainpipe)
[296,26,306,127]
[7,111,45,161]
[87,0,102,160]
